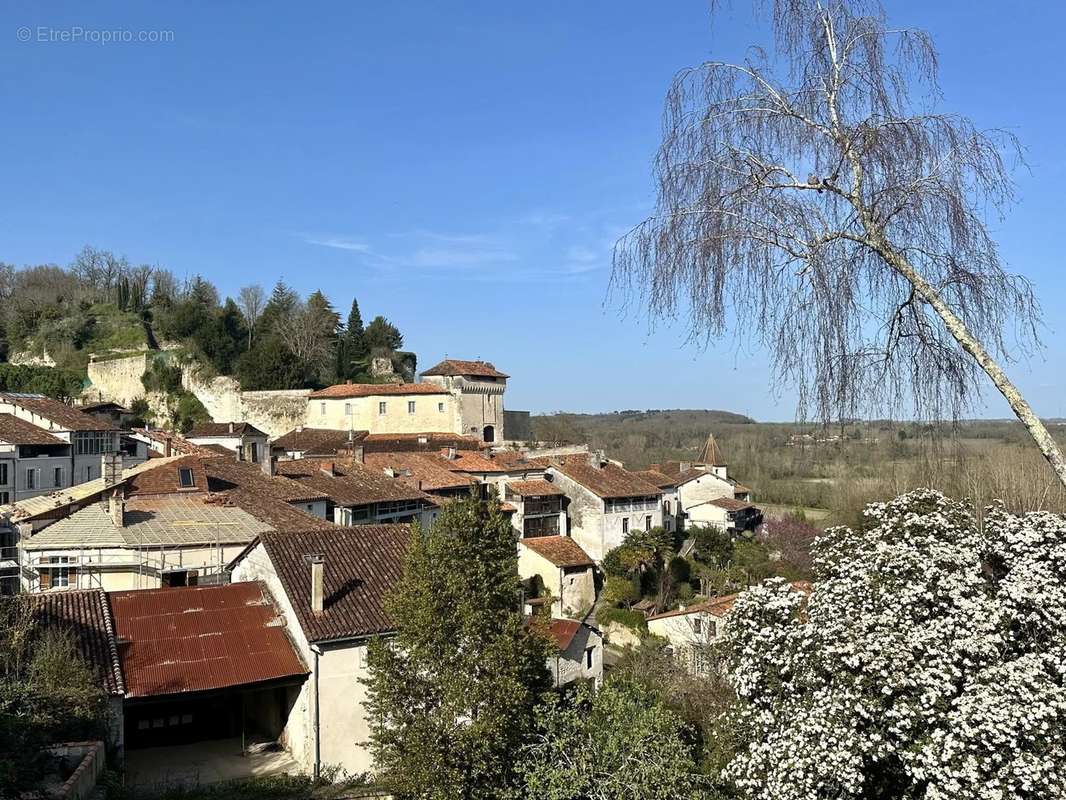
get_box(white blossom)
[724,489,1066,799]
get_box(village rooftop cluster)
[0,359,761,784]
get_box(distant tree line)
[0,246,413,390]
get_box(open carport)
[110,582,308,787]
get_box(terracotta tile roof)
[187,422,267,438]
[308,383,448,399]
[275,459,432,507]
[254,525,412,642]
[0,393,116,431]
[0,413,67,445]
[733,483,753,495]
[363,452,478,492]
[199,443,236,457]
[709,497,755,512]
[79,401,129,414]
[131,428,205,456]
[438,449,543,475]
[633,470,678,490]
[520,536,594,568]
[547,455,662,499]
[646,581,811,622]
[272,428,369,456]
[110,583,307,698]
[21,589,125,696]
[362,432,483,453]
[126,454,210,496]
[420,359,509,379]
[506,479,565,497]
[204,459,329,505]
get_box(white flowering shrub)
[724,488,1066,799]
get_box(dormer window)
[178,468,196,488]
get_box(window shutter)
[39,570,51,590]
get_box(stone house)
[13,454,335,593]
[503,479,568,539]
[634,469,685,533]
[518,535,596,618]
[228,524,411,779]
[649,460,760,532]
[419,359,508,443]
[274,457,439,527]
[0,393,146,503]
[543,453,663,562]
[646,581,811,675]
[186,421,269,465]
[304,383,454,435]
[541,617,603,688]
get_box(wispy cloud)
[304,236,373,253]
[299,208,629,283]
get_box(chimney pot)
[446,445,458,461]
[108,488,125,528]
[307,554,325,615]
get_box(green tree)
[365,497,551,799]
[339,298,368,380]
[0,602,109,795]
[363,315,403,352]
[602,575,641,608]
[519,678,710,799]
[235,334,309,390]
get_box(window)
[378,401,387,415]
[345,403,352,416]
[645,515,652,531]
[437,402,445,413]
[407,401,416,414]
[53,467,63,487]
[48,556,72,588]
[178,468,196,488]
[320,402,326,415]
[25,468,37,490]
[237,445,245,462]
[0,463,7,485]
[693,617,703,635]
[621,517,629,535]
[663,500,671,515]
[85,465,94,481]
[250,442,259,463]
[0,492,9,504]
[585,647,595,670]
[74,431,115,455]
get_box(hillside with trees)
[0,246,415,397]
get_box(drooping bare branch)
[613,0,1066,487]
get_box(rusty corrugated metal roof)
[109,582,307,698]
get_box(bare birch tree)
[612,0,1066,488]
[237,284,266,346]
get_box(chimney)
[102,453,123,487]
[263,455,276,477]
[306,554,325,615]
[228,422,234,434]
[321,462,336,477]
[445,445,458,461]
[679,461,692,473]
[351,444,364,464]
[588,449,606,469]
[384,467,396,478]
[108,487,125,528]
[164,435,172,458]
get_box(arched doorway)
[482,425,495,443]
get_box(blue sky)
[2,1,1063,420]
